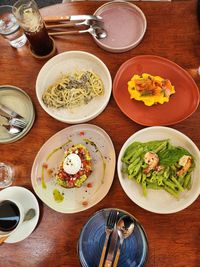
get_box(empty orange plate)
[113,55,200,126]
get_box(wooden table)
[0,1,199,266]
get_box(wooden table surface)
[0,1,200,266]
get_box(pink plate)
[93,1,147,53]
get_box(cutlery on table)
[0,117,27,129]
[8,117,27,129]
[0,103,25,121]
[44,15,102,23]
[0,117,27,135]
[0,103,27,132]
[45,19,104,29]
[44,15,106,39]
[98,210,118,267]
[48,25,107,39]
[103,221,119,267]
[113,215,135,267]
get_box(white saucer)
[0,186,39,243]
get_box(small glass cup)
[0,162,13,188]
[0,5,27,48]
[12,0,55,57]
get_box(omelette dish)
[128,73,175,106]
[56,144,92,188]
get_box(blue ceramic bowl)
[77,208,148,267]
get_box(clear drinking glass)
[0,162,13,188]
[12,0,54,56]
[0,5,27,48]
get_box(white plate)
[117,126,200,214]
[36,51,112,124]
[31,124,116,213]
[0,186,39,243]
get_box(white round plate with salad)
[31,124,116,213]
[117,126,200,214]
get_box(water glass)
[0,162,13,188]
[0,5,27,48]
[12,0,54,57]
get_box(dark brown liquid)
[25,24,53,56]
[0,200,20,232]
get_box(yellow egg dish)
[128,73,175,106]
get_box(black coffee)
[0,200,20,232]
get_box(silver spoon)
[49,25,107,39]
[23,208,36,221]
[0,208,36,244]
[113,215,135,267]
[91,26,107,39]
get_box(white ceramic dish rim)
[93,0,147,53]
[117,126,200,214]
[36,51,112,123]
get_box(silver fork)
[0,112,27,129]
[9,118,27,129]
[99,210,118,267]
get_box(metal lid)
[0,85,35,144]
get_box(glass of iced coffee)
[12,0,55,57]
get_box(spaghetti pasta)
[42,70,104,109]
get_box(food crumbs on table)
[53,189,64,203]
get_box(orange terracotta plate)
[113,55,200,126]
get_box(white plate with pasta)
[36,51,112,123]
[117,126,200,214]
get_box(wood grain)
[0,1,199,267]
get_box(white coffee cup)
[0,198,24,237]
